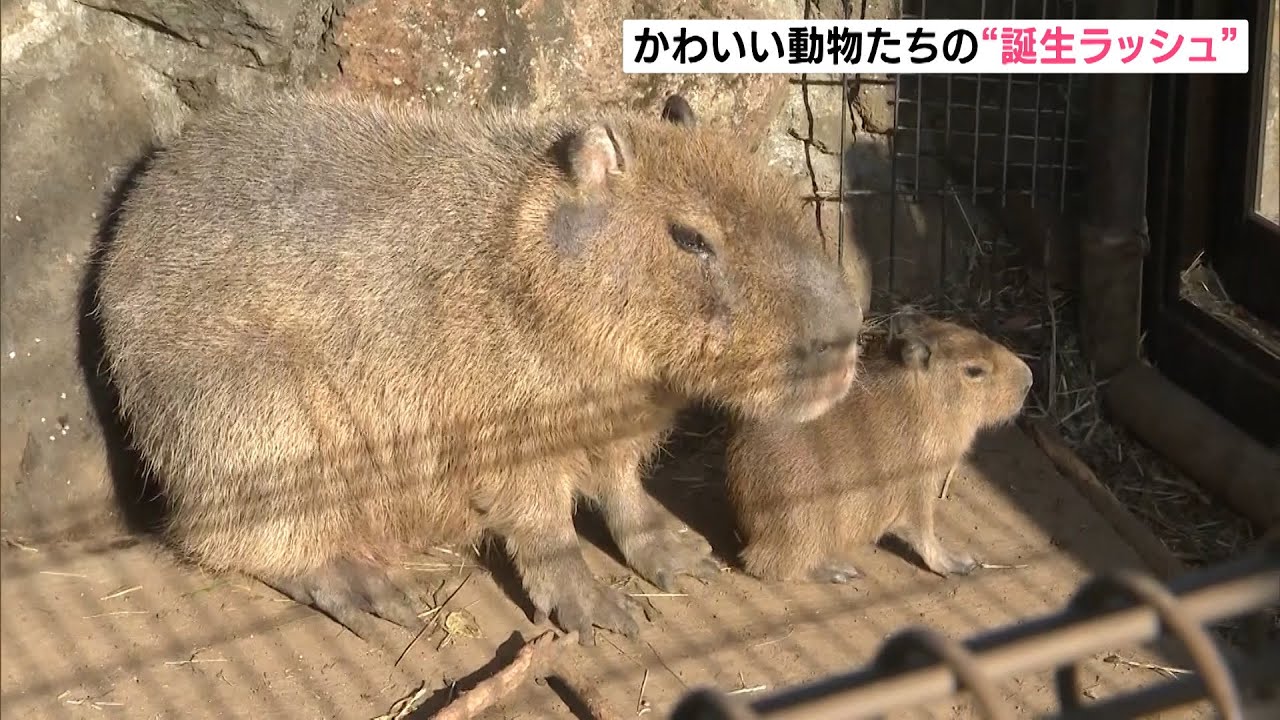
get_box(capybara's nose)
[793,257,865,377]
[801,304,863,365]
[796,331,860,380]
[805,335,856,361]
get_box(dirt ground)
[0,420,1216,720]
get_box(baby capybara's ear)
[661,93,697,128]
[889,311,933,370]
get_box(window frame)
[1143,0,1280,448]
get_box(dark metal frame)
[1214,0,1280,326]
[669,537,1280,720]
[1144,0,1280,448]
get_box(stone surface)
[0,0,343,539]
[1,38,154,541]
[752,0,986,311]
[758,71,971,312]
[78,1,338,72]
[759,77,871,313]
[332,0,799,148]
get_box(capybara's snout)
[764,256,866,424]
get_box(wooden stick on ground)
[432,629,575,720]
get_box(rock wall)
[1,0,348,542]
[758,0,957,313]
[0,0,806,541]
[766,0,1085,310]
[331,0,796,149]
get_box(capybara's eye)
[964,364,987,379]
[669,223,712,257]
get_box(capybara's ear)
[565,124,632,191]
[661,94,697,128]
[887,308,923,339]
[893,333,933,370]
[889,311,932,370]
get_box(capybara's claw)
[265,558,425,639]
[625,528,721,593]
[544,578,642,645]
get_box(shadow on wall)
[841,127,997,314]
[76,146,170,538]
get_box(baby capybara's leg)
[890,475,979,577]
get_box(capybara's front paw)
[532,572,643,645]
[942,550,980,576]
[922,545,979,577]
[625,528,721,593]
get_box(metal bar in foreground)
[669,537,1280,720]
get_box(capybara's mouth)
[788,344,860,423]
[735,342,859,425]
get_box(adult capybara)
[725,313,1032,583]
[93,91,866,643]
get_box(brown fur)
[92,90,865,641]
[725,314,1033,583]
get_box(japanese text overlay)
[623,19,1250,74]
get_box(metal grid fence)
[796,0,1092,311]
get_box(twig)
[644,640,687,689]
[1044,241,1059,418]
[433,629,572,720]
[939,464,958,499]
[2,536,38,552]
[395,572,471,667]
[1103,653,1191,680]
[637,668,649,714]
[369,682,430,720]
[82,611,148,619]
[100,585,142,601]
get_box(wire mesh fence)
[792,0,1092,312]
[778,0,1102,453]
